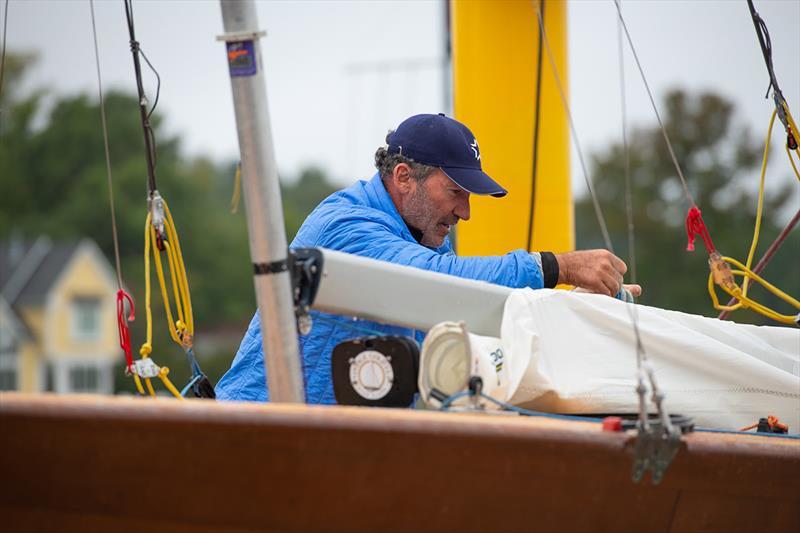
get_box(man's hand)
[555,249,642,297]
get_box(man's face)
[402,169,471,247]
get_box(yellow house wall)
[46,249,117,362]
[17,340,40,393]
[15,308,44,392]
[18,308,44,341]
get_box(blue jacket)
[215,173,544,403]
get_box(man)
[216,113,640,403]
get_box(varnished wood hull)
[1,393,798,532]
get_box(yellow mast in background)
[452,0,573,255]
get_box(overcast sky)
[6,0,800,195]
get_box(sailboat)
[1,1,798,531]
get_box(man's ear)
[391,163,414,194]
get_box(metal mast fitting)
[218,0,304,402]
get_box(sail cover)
[420,289,800,431]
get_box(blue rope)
[695,426,800,440]
[441,391,601,424]
[440,390,800,439]
[183,347,203,377]
[180,374,202,397]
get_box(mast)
[218,0,304,402]
[451,0,573,256]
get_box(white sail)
[420,289,800,431]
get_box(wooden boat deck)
[1,393,798,532]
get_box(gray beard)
[402,185,443,248]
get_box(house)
[0,236,119,394]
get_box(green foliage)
[1,54,339,392]
[576,89,798,323]
[282,166,338,239]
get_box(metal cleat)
[131,358,162,379]
[708,252,737,291]
[148,190,167,240]
[632,424,682,485]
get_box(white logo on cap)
[470,139,480,161]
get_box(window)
[49,361,111,394]
[71,297,101,341]
[68,364,100,393]
[0,352,17,391]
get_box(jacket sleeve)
[316,209,543,289]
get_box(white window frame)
[70,297,102,342]
[52,360,113,395]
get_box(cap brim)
[441,167,507,198]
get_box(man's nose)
[454,193,471,221]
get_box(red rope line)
[116,289,135,369]
[685,206,716,253]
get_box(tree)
[576,89,798,323]
[0,54,341,391]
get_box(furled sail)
[420,289,799,430]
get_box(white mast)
[218,0,304,402]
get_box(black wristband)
[540,252,559,288]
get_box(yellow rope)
[705,106,799,325]
[230,162,242,214]
[133,373,145,396]
[151,234,180,345]
[779,100,800,181]
[132,208,187,399]
[145,377,157,398]
[163,200,193,336]
[781,100,800,155]
[142,213,153,354]
[708,255,800,325]
[787,145,800,182]
[741,109,776,298]
[158,367,182,398]
[145,199,195,345]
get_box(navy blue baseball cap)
[386,113,507,197]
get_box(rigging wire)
[123,0,160,193]
[747,0,785,105]
[534,0,670,435]
[616,0,650,434]
[612,0,695,208]
[614,0,798,325]
[90,0,123,290]
[525,0,546,252]
[122,0,214,397]
[713,1,799,324]
[618,8,636,286]
[90,0,136,372]
[534,1,613,253]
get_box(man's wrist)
[540,251,559,288]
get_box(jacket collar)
[364,173,401,220]
[364,173,452,253]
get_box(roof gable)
[0,295,29,346]
[0,238,111,308]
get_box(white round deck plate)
[349,350,394,400]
